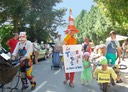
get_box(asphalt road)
[2,57,128,92]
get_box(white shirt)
[33,42,39,51]
[54,38,63,46]
[12,40,33,58]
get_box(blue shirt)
[106,40,119,54]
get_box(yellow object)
[113,65,119,71]
[115,65,119,69]
[93,67,117,80]
[61,56,64,62]
[64,34,71,42]
[26,66,32,77]
[98,73,110,83]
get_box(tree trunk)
[13,14,19,33]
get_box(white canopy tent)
[106,35,128,41]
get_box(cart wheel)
[119,64,127,70]
[9,71,21,92]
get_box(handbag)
[54,46,62,52]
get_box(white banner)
[63,45,83,73]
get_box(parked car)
[38,49,47,60]
[32,43,49,63]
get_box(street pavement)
[2,57,128,92]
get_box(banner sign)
[63,45,83,73]
[98,73,110,83]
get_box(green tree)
[0,0,29,32]
[0,0,66,44]
[75,6,113,45]
[94,0,128,35]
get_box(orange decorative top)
[64,9,80,34]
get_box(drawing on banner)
[63,45,83,73]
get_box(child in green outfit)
[81,52,92,85]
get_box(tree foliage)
[94,0,128,35]
[0,0,66,45]
[75,1,128,45]
[75,6,113,45]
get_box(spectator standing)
[33,39,40,64]
[122,39,128,61]
[45,42,50,58]
[6,33,19,54]
[41,41,45,50]
[45,42,50,51]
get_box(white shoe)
[81,81,84,85]
[86,82,88,85]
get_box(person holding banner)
[63,31,77,87]
[63,9,80,88]
[93,56,117,85]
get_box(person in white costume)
[12,32,36,90]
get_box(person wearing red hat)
[83,38,91,53]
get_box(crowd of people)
[0,30,127,91]
[0,9,128,91]
[0,31,53,90]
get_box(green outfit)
[105,40,119,65]
[106,53,116,65]
[81,60,92,82]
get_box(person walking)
[81,52,92,85]
[83,38,91,53]
[63,31,77,87]
[52,34,63,67]
[6,33,19,54]
[105,31,121,66]
[33,39,40,64]
[12,32,36,90]
[63,9,80,87]
[54,34,63,48]
[122,39,128,61]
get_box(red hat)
[64,9,80,34]
[85,38,88,41]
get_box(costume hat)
[19,32,26,40]
[64,9,80,34]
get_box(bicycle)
[0,59,21,92]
